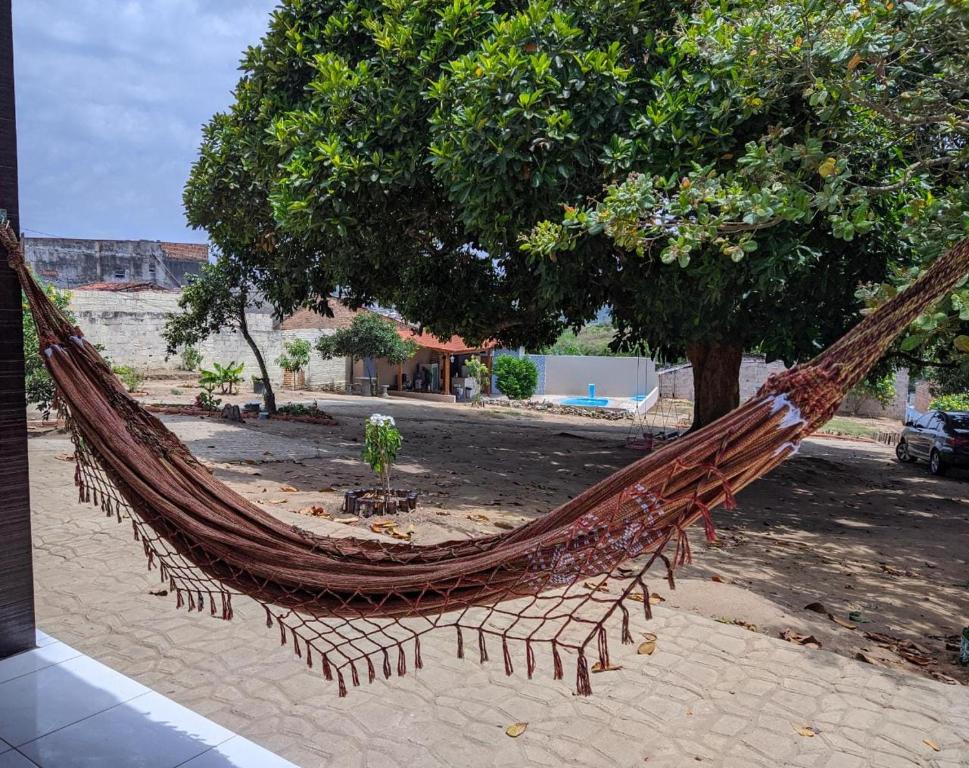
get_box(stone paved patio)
[27,424,969,767]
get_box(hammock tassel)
[175,589,184,610]
[337,670,347,698]
[397,644,407,677]
[306,645,313,669]
[349,661,359,688]
[322,654,333,681]
[576,650,593,697]
[221,593,233,621]
[265,606,274,629]
[597,626,610,670]
[414,636,423,670]
[502,636,513,676]
[382,648,392,679]
[525,640,536,679]
[278,619,287,647]
[292,629,301,658]
[456,626,464,659]
[366,655,376,684]
[620,604,633,645]
[552,641,564,680]
[478,629,489,664]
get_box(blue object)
[631,394,648,402]
[561,396,610,407]
[588,383,596,400]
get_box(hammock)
[6,221,968,697]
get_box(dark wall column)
[0,0,36,658]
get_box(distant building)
[24,237,208,290]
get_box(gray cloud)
[13,0,277,242]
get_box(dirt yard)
[92,379,969,686]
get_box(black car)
[896,410,969,476]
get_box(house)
[24,237,208,290]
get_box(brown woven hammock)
[6,220,968,697]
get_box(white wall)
[68,289,349,389]
[542,355,656,398]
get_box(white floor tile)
[0,740,10,756]
[179,736,299,768]
[0,655,148,746]
[0,752,39,768]
[33,632,57,649]
[0,644,83,685]
[19,690,234,768]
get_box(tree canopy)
[186,0,969,424]
[316,312,418,366]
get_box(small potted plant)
[343,413,418,516]
[276,338,311,390]
[252,375,266,395]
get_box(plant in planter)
[363,413,402,509]
[251,375,266,395]
[276,338,311,390]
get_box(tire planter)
[343,489,419,517]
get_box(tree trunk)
[686,340,744,431]
[238,308,276,414]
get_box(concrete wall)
[67,289,349,390]
[25,238,206,289]
[658,355,909,421]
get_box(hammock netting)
[6,221,968,697]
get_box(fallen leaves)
[466,513,490,524]
[279,484,299,493]
[505,722,527,738]
[863,632,933,667]
[710,574,726,583]
[793,725,817,738]
[716,617,758,632]
[370,519,414,541]
[583,580,610,593]
[779,630,821,650]
[298,505,332,519]
[922,738,940,752]
[54,453,76,462]
[591,662,623,673]
[638,633,658,656]
[829,615,857,630]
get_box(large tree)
[186,0,969,428]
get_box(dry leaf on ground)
[279,484,298,492]
[298,506,331,519]
[779,630,821,649]
[583,580,609,593]
[829,614,857,630]
[591,662,623,673]
[466,513,490,524]
[922,739,940,751]
[505,722,527,738]
[638,633,657,656]
[793,725,816,738]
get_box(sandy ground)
[109,378,969,687]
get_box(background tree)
[23,282,72,418]
[164,260,278,414]
[316,313,417,389]
[188,0,969,428]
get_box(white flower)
[368,413,395,427]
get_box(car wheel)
[929,450,947,476]
[895,440,915,463]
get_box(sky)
[13,0,278,244]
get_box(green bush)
[930,393,969,412]
[180,345,203,371]
[851,373,896,407]
[494,356,538,400]
[24,283,74,418]
[113,366,145,393]
[199,361,244,394]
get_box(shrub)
[464,358,489,406]
[276,338,312,373]
[199,361,244,394]
[851,372,896,407]
[930,393,969,412]
[180,345,203,371]
[494,356,538,400]
[113,365,145,393]
[24,283,73,418]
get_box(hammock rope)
[6,220,969,696]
